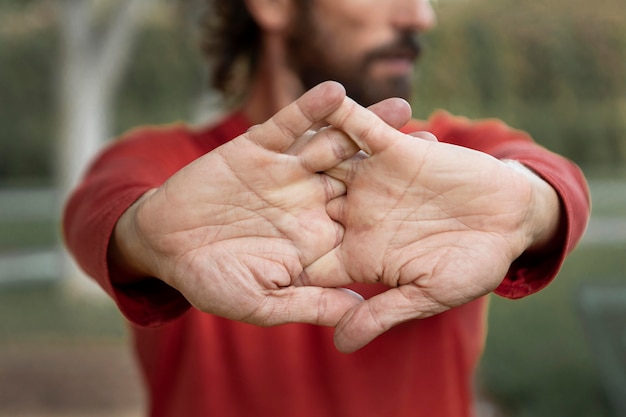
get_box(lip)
[372,42,420,61]
[369,45,418,70]
[378,58,413,73]
[370,54,416,76]
[365,36,421,77]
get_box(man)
[63,0,590,416]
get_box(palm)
[339,140,530,294]
[141,137,342,321]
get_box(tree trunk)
[55,0,149,296]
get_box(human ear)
[244,0,294,33]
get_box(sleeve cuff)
[100,187,191,327]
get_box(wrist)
[504,160,562,252]
[108,189,159,280]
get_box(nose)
[392,0,437,32]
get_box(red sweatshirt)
[63,110,590,417]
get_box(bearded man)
[63,1,590,416]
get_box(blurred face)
[286,0,437,106]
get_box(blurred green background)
[0,0,624,416]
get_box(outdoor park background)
[1,0,625,416]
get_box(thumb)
[260,286,364,327]
[333,287,426,353]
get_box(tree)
[55,0,151,293]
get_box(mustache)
[364,32,422,64]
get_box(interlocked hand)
[112,81,413,328]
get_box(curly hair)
[199,0,261,103]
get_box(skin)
[110,0,561,351]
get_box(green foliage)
[414,0,626,167]
[0,26,57,180]
[114,22,206,136]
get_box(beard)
[286,7,422,107]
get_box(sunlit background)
[1,0,624,416]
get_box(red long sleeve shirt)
[63,110,590,417]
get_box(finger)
[323,96,409,155]
[409,131,439,142]
[320,174,348,201]
[325,194,346,222]
[323,131,433,182]
[259,286,364,327]
[248,81,347,152]
[297,126,361,173]
[295,98,411,173]
[321,130,434,179]
[294,215,346,268]
[333,286,446,353]
[369,98,413,130]
[322,152,367,184]
[294,245,354,288]
[284,129,317,156]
